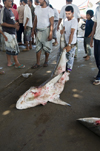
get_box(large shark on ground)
[16,40,71,110]
[78,117,100,137]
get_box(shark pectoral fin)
[50,98,71,106]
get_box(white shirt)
[94,6,100,40]
[64,17,77,44]
[23,4,32,28]
[35,6,54,29]
[60,4,80,21]
[54,8,59,21]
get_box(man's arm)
[0,29,8,41]
[64,28,75,52]
[60,26,65,35]
[48,16,54,41]
[90,22,97,47]
[1,22,18,29]
[78,18,80,23]
[57,18,62,31]
[31,15,37,37]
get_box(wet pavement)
[0,29,100,151]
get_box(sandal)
[31,64,41,69]
[0,71,5,75]
[15,64,25,69]
[93,80,100,85]
[83,55,87,58]
[85,56,90,61]
[8,63,15,67]
[43,62,48,67]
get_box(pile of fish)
[16,34,70,110]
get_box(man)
[10,2,19,22]
[22,0,32,50]
[1,0,25,68]
[34,0,39,6]
[31,0,54,69]
[60,6,77,72]
[57,0,80,58]
[12,0,17,9]
[17,0,24,45]
[49,4,59,46]
[27,0,35,44]
[90,1,100,85]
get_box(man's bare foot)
[85,56,90,61]
[7,62,15,67]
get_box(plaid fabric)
[4,32,20,55]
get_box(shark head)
[16,87,42,110]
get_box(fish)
[16,34,71,110]
[77,117,100,137]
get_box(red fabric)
[12,4,17,10]
[10,8,19,21]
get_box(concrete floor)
[0,29,100,151]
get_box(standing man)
[1,0,25,68]
[22,0,32,51]
[90,1,100,85]
[60,6,77,72]
[57,0,80,58]
[49,4,59,46]
[17,0,24,45]
[27,0,35,44]
[31,0,54,68]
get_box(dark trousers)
[17,23,24,43]
[84,37,91,56]
[94,39,100,80]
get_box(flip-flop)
[0,71,5,75]
[8,63,15,67]
[31,64,41,69]
[83,56,87,58]
[93,80,100,85]
[43,62,48,67]
[15,64,25,69]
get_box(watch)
[68,44,71,46]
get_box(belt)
[37,26,50,32]
[66,43,76,49]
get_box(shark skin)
[78,117,100,137]
[16,49,71,110]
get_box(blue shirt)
[85,19,94,37]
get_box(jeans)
[66,46,75,72]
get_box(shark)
[16,34,71,110]
[78,117,100,137]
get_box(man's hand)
[60,29,64,35]
[64,45,71,52]
[14,22,19,28]
[90,38,93,47]
[48,33,52,41]
[57,25,59,31]
[4,35,8,41]
[24,25,26,30]
[88,34,91,38]
[31,31,34,38]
